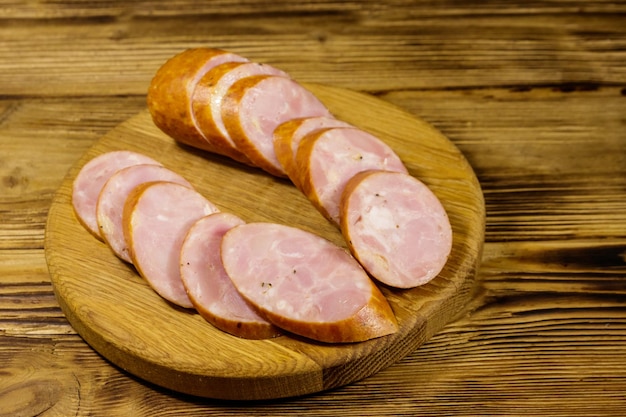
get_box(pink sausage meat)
[180,213,281,339]
[297,127,408,225]
[220,222,398,343]
[273,116,352,188]
[123,181,219,308]
[340,170,453,289]
[193,61,289,161]
[72,150,162,239]
[147,48,248,152]
[222,75,333,177]
[96,164,192,263]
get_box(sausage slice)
[273,116,350,189]
[296,127,408,225]
[340,170,453,289]
[220,222,398,343]
[147,47,248,151]
[72,150,162,240]
[123,181,220,308]
[97,164,192,263]
[222,75,332,177]
[192,61,288,164]
[180,213,282,339]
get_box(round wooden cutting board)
[44,83,485,401]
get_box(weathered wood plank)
[2,288,625,415]
[0,12,625,95]
[480,239,626,297]
[382,86,626,176]
[3,0,626,19]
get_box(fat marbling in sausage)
[72,150,162,239]
[273,116,351,189]
[97,164,192,263]
[221,75,332,177]
[296,127,408,225]
[340,170,453,289]
[180,213,282,339]
[192,61,289,164]
[220,222,398,343]
[123,181,219,308]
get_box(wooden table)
[1,1,625,415]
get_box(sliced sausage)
[192,61,288,164]
[96,164,193,263]
[72,150,162,240]
[147,47,248,152]
[221,75,333,177]
[123,181,220,308]
[180,213,282,339]
[220,222,398,343]
[296,127,408,225]
[340,170,453,289]
[273,116,350,189]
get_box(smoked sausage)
[123,181,219,308]
[296,127,408,225]
[192,61,288,164]
[273,116,351,189]
[72,150,162,239]
[180,213,282,339]
[221,75,332,177]
[340,170,453,288]
[220,222,398,343]
[97,164,192,263]
[147,48,248,152]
